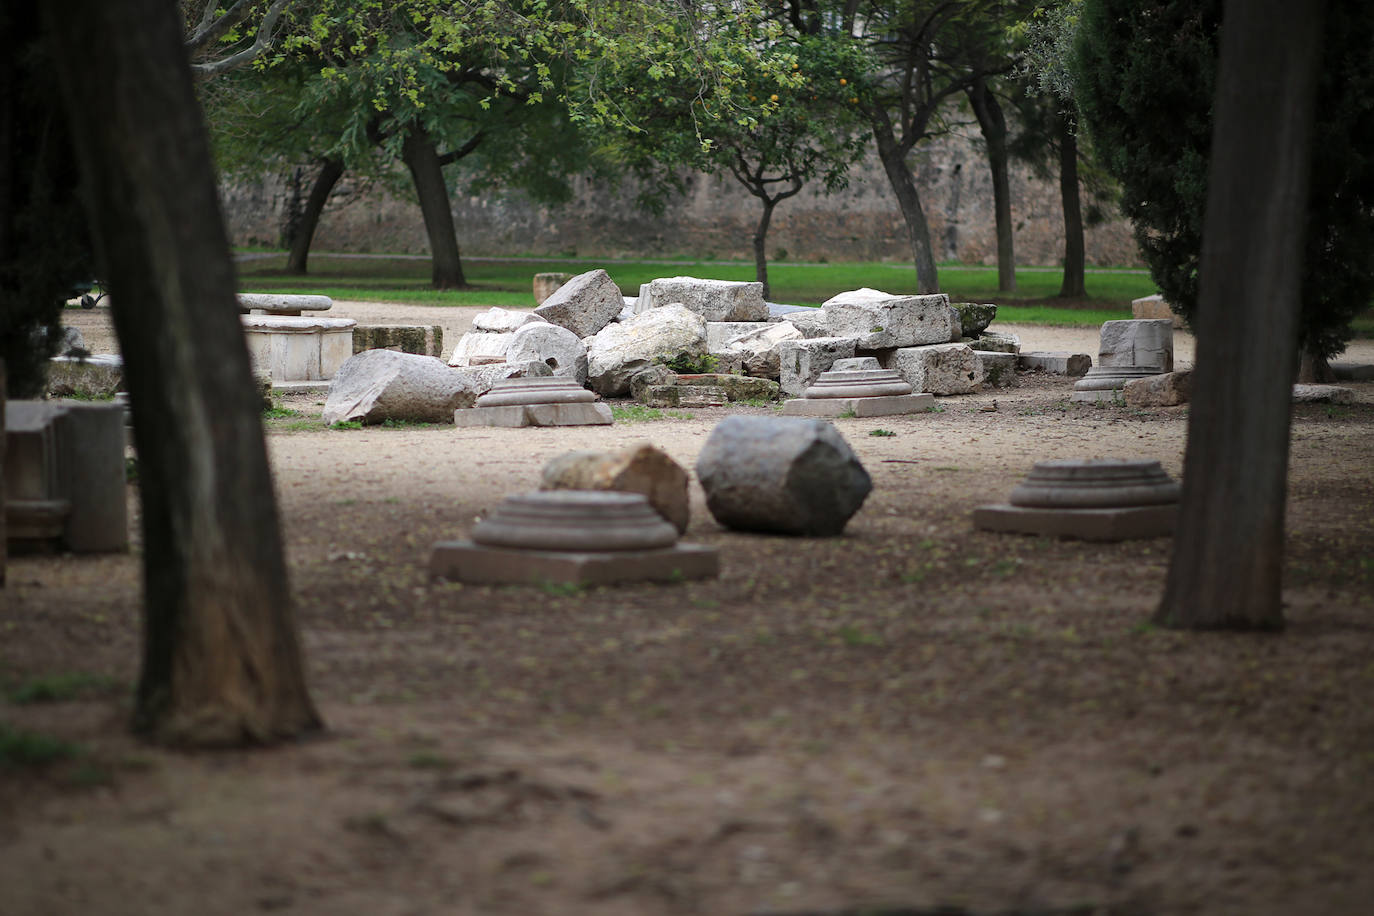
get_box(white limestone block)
[824,293,954,349]
[585,304,709,396]
[1098,319,1174,372]
[889,343,982,395]
[645,277,769,322]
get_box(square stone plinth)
[972,503,1177,541]
[1070,387,1126,404]
[781,393,934,417]
[429,541,720,586]
[453,402,614,428]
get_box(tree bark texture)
[872,113,939,294]
[1155,0,1326,630]
[1057,116,1087,299]
[968,79,1016,293]
[41,0,321,743]
[752,196,778,301]
[402,124,467,289]
[285,157,343,275]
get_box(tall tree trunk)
[872,113,939,293]
[1057,115,1087,299]
[401,123,466,289]
[1155,0,1326,630]
[968,78,1015,293]
[285,157,343,275]
[42,0,321,743]
[752,195,778,301]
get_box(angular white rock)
[324,350,487,425]
[776,337,858,397]
[506,322,589,386]
[533,268,626,338]
[645,276,769,322]
[473,306,548,333]
[448,330,513,367]
[824,293,954,349]
[821,288,894,307]
[722,321,803,379]
[888,343,982,395]
[585,304,709,396]
[784,307,830,338]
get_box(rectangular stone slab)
[1018,352,1092,376]
[429,541,720,586]
[972,503,1177,541]
[781,393,934,417]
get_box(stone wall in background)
[221,130,1142,268]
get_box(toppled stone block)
[586,304,708,397]
[720,321,803,378]
[541,443,691,532]
[785,308,830,338]
[976,330,1021,354]
[707,321,769,351]
[629,364,679,401]
[975,351,1020,388]
[643,384,729,408]
[506,322,589,386]
[1125,370,1192,407]
[452,401,613,428]
[781,393,934,417]
[953,303,998,338]
[696,416,872,536]
[888,343,981,395]
[824,293,953,349]
[1018,351,1092,376]
[777,337,858,397]
[1099,319,1173,372]
[352,324,443,357]
[473,307,547,333]
[1292,384,1355,404]
[1131,294,1184,328]
[325,350,541,425]
[533,268,625,338]
[677,374,780,402]
[447,330,513,367]
[46,354,123,399]
[645,277,769,321]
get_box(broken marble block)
[720,321,802,378]
[976,330,1021,354]
[644,277,769,322]
[585,304,708,397]
[325,350,536,425]
[474,307,548,333]
[888,343,981,395]
[953,303,998,338]
[696,415,872,536]
[506,322,589,386]
[1098,319,1173,372]
[541,443,691,533]
[1124,370,1192,407]
[447,330,513,367]
[776,337,858,397]
[823,293,954,349]
[533,268,625,338]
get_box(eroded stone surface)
[696,416,872,536]
[644,277,768,322]
[1099,319,1173,372]
[1124,370,1192,407]
[824,293,953,349]
[1018,351,1092,376]
[1292,384,1355,404]
[676,374,780,402]
[325,350,484,424]
[977,331,1021,354]
[975,351,1020,389]
[474,307,548,333]
[1131,294,1184,328]
[532,272,572,305]
[353,325,443,358]
[506,322,589,385]
[777,337,858,397]
[475,377,595,407]
[642,385,729,408]
[238,293,332,315]
[953,303,998,338]
[448,331,512,367]
[541,443,691,532]
[586,304,708,396]
[781,393,934,417]
[719,321,802,378]
[888,343,981,395]
[533,268,625,338]
[1071,366,1162,402]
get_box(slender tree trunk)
[752,195,778,301]
[871,113,939,293]
[42,0,321,743]
[1057,115,1087,299]
[1297,350,1336,383]
[1155,0,1326,630]
[401,123,466,289]
[968,78,1015,293]
[285,157,343,275]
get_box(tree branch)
[189,0,292,78]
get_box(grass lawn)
[236,252,1157,327]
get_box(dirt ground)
[3,301,1374,916]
